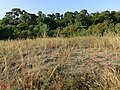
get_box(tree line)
[0,8,120,39]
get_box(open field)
[0,36,120,90]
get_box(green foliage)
[33,22,49,38]
[115,23,120,34]
[0,25,15,39]
[0,20,2,25]
[87,20,114,36]
[1,8,120,39]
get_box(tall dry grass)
[0,36,120,90]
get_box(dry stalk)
[47,43,76,82]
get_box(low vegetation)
[0,36,120,90]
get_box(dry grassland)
[0,36,120,90]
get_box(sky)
[0,0,120,19]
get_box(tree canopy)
[0,8,120,39]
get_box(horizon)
[0,0,120,19]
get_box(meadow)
[0,36,120,90]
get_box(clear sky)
[0,0,120,19]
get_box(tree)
[11,8,22,19]
[1,8,22,25]
[1,15,13,25]
[1,8,120,39]
[43,14,57,30]
[75,9,91,29]
[64,11,74,25]
[20,12,30,23]
[0,20,2,25]
[92,11,112,24]
[27,13,37,25]
[37,11,46,23]
[33,22,49,37]
[115,23,120,34]
[55,12,61,19]
[0,25,15,39]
